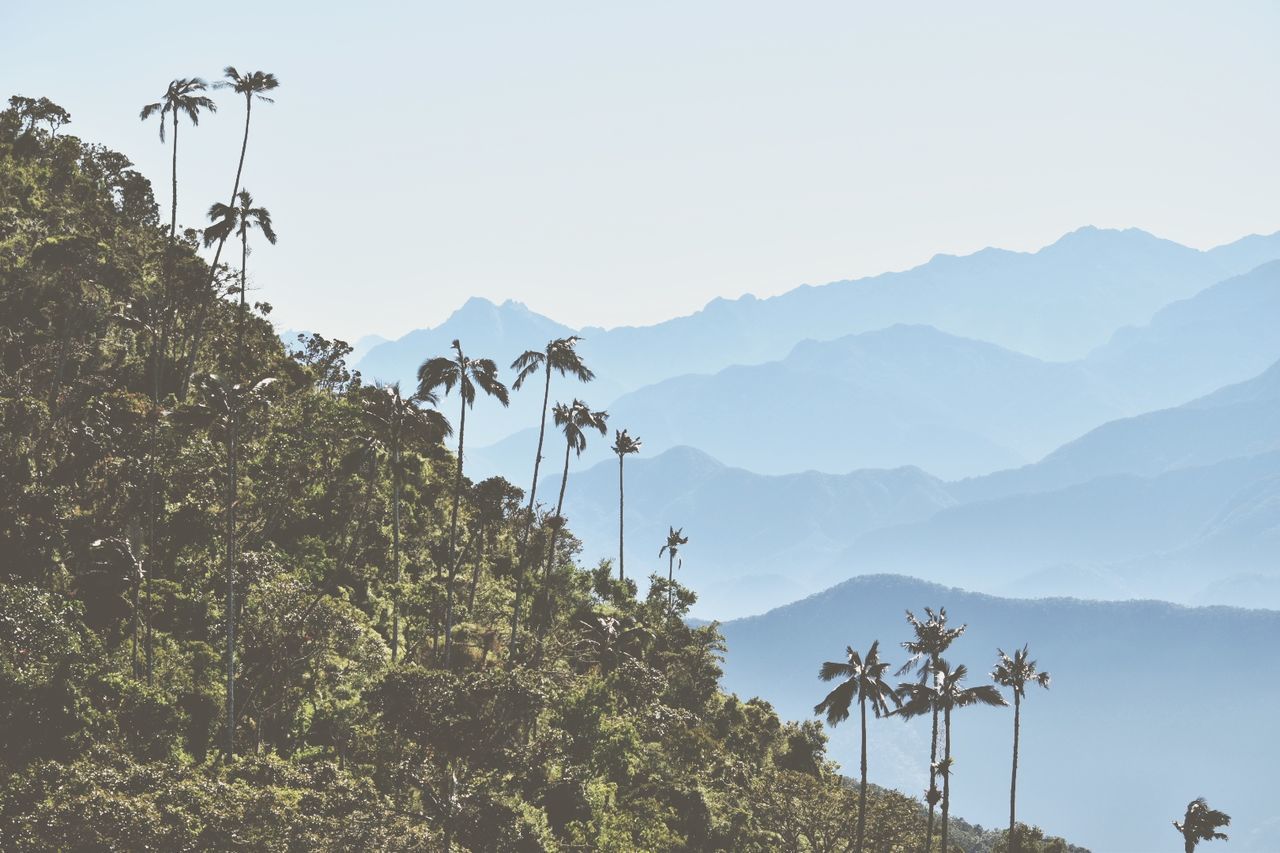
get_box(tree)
[181,67,278,398]
[181,373,277,758]
[658,526,689,612]
[611,429,641,581]
[138,78,215,396]
[1174,798,1230,853]
[418,340,509,663]
[897,607,966,851]
[992,645,1051,853]
[202,189,277,376]
[896,660,1006,853]
[536,399,608,656]
[814,640,900,853]
[508,337,593,657]
[359,383,452,662]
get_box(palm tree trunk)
[170,112,179,241]
[941,706,952,853]
[536,439,572,657]
[509,359,551,661]
[225,405,238,759]
[131,572,140,677]
[667,552,674,610]
[391,430,401,663]
[238,231,247,377]
[926,695,940,852]
[857,694,868,853]
[448,394,466,563]
[617,454,625,581]
[1009,692,1021,853]
[181,93,253,400]
[467,526,485,613]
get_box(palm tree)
[139,78,215,396]
[658,526,688,611]
[508,337,593,656]
[1174,798,1230,853]
[418,341,509,663]
[360,383,452,662]
[992,645,1051,853]
[181,67,278,399]
[202,190,276,376]
[815,640,901,853]
[611,429,641,581]
[897,607,966,851]
[536,399,607,654]
[896,660,1007,853]
[184,373,276,758]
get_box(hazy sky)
[4,2,1278,342]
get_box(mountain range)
[717,574,1280,852]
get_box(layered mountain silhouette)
[717,574,1280,852]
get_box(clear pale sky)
[3,2,1278,342]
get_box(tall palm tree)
[536,399,607,654]
[360,383,452,662]
[1174,798,1230,853]
[897,607,966,851]
[418,341,509,663]
[992,645,1051,853]
[181,67,278,399]
[814,640,901,853]
[202,190,276,375]
[658,526,688,611]
[139,78,215,395]
[508,337,593,656]
[611,429,641,581]
[896,660,1006,853]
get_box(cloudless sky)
[3,2,1278,342]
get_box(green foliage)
[0,93,1090,852]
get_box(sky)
[3,1,1278,342]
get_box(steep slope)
[546,446,956,618]
[717,575,1280,853]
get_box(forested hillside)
[0,94,1086,851]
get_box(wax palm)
[536,399,607,654]
[897,660,1007,853]
[181,67,278,399]
[611,429,641,581]
[658,526,688,611]
[203,190,276,377]
[360,382,452,662]
[508,337,593,657]
[815,640,901,853]
[418,340,509,664]
[992,645,1051,853]
[897,607,966,850]
[139,78,215,242]
[1174,798,1230,853]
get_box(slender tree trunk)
[181,94,253,400]
[131,571,140,677]
[170,112,179,241]
[145,564,153,685]
[667,552,675,610]
[617,454,625,581]
[509,358,551,661]
[857,694,868,853]
[925,677,940,853]
[448,392,466,564]
[238,231,247,375]
[941,706,952,853]
[1009,693,1021,853]
[391,429,401,663]
[467,526,485,613]
[536,439,572,657]
[225,406,238,759]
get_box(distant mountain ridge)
[717,574,1280,852]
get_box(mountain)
[1086,260,1280,409]
[474,324,1133,483]
[357,229,1280,424]
[547,446,956,618]
[818,451,1280,604]
[717,575,1280,852]
[954,358,1280,504]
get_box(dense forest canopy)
[0,89,1093,852]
